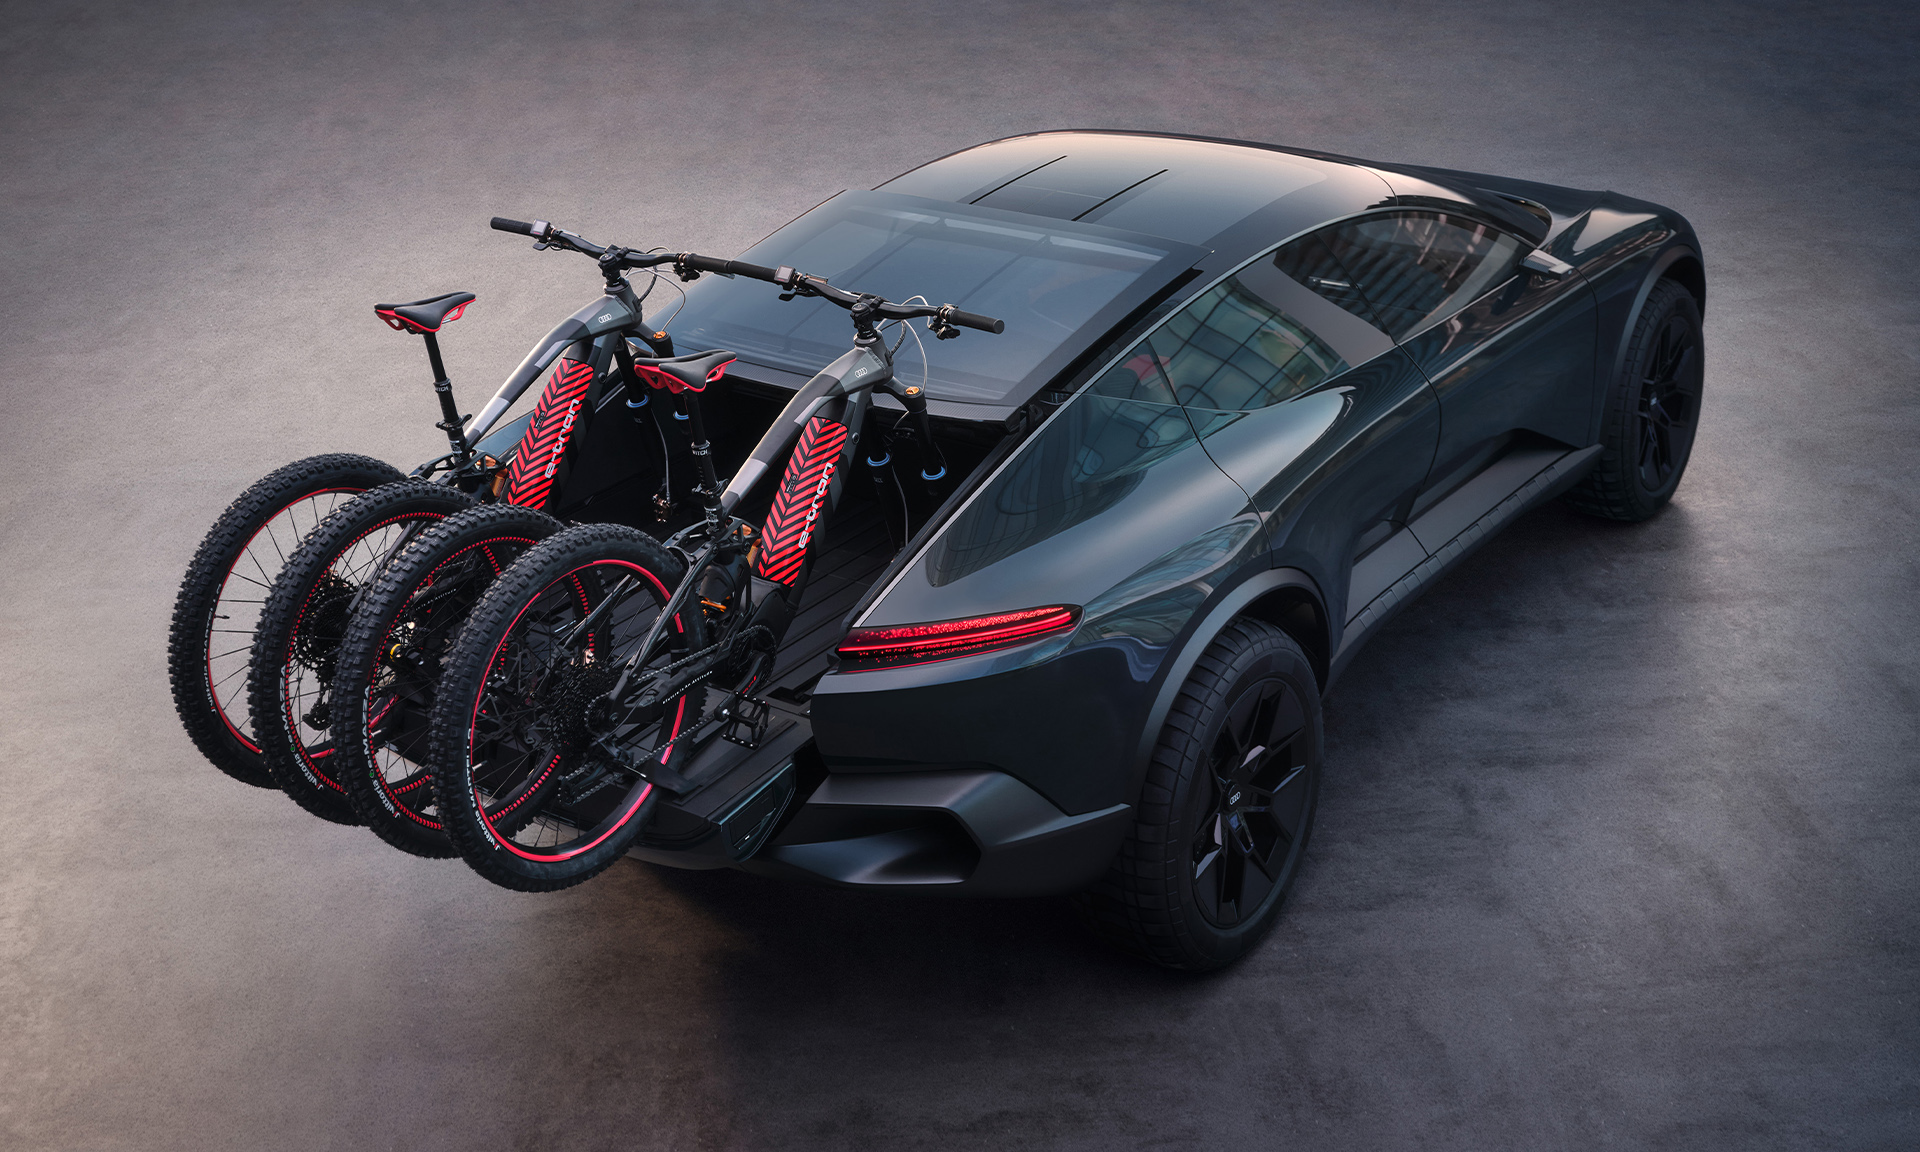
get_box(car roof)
[878,130,1550,253]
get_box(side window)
[928,393,1202,585]
[1308,211,1523,340]
[1088,241,1393,412]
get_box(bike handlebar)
[942,307,1005,334]
[673,253,782,282]
[489,216,1003,335]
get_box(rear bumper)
[744,769,1130,896]
[629,744,1131,896]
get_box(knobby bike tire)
[428,523,708,891]
[249,480,476,824]
[168,453,405,788]
[330,503,564,857]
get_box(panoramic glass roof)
[661,191,1201,406]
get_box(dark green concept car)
[173,130,1705,970]
[638,130,1704,968]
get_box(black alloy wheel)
[1565,277,1704,521]
[1187,675,1314,929]
[1635,310,1700,492]
[1080,618,1322,970]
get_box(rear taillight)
[835,605,1080,670]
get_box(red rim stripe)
[467,558,682,863]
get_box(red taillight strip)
[836,605,1079,665]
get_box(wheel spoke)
[1193,845,1222,881]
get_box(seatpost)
[421,332,470,458]
[681,392,723,516]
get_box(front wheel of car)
[1564,277,1704,521]
[1079,618,1322,971]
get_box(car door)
[1312,209,1598,544]
[1120,231,1442,628]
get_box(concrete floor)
[2,1,1915,1148]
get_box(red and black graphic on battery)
[503,359,595,509]
[754,416,850,585]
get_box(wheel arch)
[1123,566,1329,809]
[1240,583,1330,690]
[1608,243,1706,396]
[1661,251,1707,316]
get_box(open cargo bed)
[622,372,1005,867]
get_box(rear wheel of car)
[167,453,405,789]
[1080,618,1322,971]
[248,480,476,825]
[1565,277,1704,521]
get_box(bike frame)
[427,281,672,514]
[609,329,898,727]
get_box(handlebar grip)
[490,217,536,235]
[946,308,1005,334]
[719,260,780,282]
[681,254,780,282]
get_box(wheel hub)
[1189,678,1315,929]
[292,573,356,674]
[539,660,622,751]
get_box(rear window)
[661,191,1196,406]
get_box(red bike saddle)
[374,292,476,334]
[628,349,736,393]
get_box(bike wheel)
[429,523,708,891]
[168,453,405,788]
[330,504,564,857]
[249,480,476,824]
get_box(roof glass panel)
[661,191,1200,407]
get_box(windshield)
[659,191,1188,406]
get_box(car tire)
[248,480,476,825]
[1565,277,1704,521]
[1079,618,1322,971]
[167,453,405,789]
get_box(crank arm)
[592,735,695,795]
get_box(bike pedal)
[719,695,772,750]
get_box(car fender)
[1610,240,1704,369]
[1122,565,1327,808]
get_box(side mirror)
[1520,248,1575,279]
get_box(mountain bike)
[320,220,773,852]
[169,215,736,821]
[426,262,1004,890]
